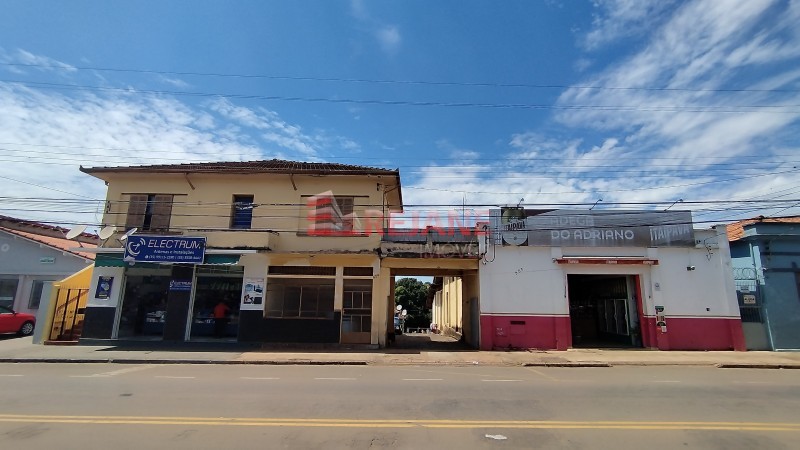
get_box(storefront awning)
[203,254,240,265]
[554,257,659,265]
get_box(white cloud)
[157,75,190,89]
[583,0,676,50]
[0,48,77,73]
[350,1,402,55]
[377,26,402,54]
[0,56,362,226]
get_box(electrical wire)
[3,61,800,94]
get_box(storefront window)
[265,278,335,319]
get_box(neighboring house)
[78,160,402,345]
[477,208,744,351]
[0,215,96,316]
[727,216,800,351]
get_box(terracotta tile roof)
[80,159,399,176]
[726,215,800,241]
[0,226,96,260]
[0,214,98,241]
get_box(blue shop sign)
[123,235,206,264]
[169,280,193,292]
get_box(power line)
[4,79,799,114]
[2,141,799,163]
[0,147,795,172]
[3,61,800,94]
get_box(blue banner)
[123,235,206,264]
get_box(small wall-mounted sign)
[743,294,757,305]
[169,280,193,292]
[95,276,114,299]
[39,256,56,264]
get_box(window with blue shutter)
[231,195,254,229]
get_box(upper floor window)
[302,194,361,235]
[125,194,174,232]
[231,195,255,229]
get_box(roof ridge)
[80,158,399,174]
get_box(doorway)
[567,274,642,348]
[117,268,172,339]
[189,266,243,340]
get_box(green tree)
[394,277,431,329]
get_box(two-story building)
[79,160,402,346]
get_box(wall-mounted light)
[687,265,696,271]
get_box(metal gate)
[49,287,89,341]
[733,267,762,323]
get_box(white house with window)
[0,216,96,316]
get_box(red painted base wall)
[480,315,571,351]
[645,317,746,351]
[480,314,746,351]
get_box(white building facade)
[480,209,745,351]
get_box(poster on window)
[241,278,265,310]
[95,276,114,299]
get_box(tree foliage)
[394,277,431,329]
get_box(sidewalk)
[2,335,799,368]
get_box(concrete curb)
[716,363,800,369]
[523,362,611,368]
[0,358,368,365]
[1,358,798,368]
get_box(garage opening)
[567,274,642,348]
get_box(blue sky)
[1,0,799,231]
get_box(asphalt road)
[0,363,798,449]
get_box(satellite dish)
[119,227,138,242]
[98,226,117,240]
[396,305,403,312]
[65,225,88,240]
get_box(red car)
[0,305,36,336]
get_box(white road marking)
[0,374,23,377]
[69,375,110,378]
[314,377,356,381]
[402,378,443,381]
[652,380,681,383]
[481,379,521,382]
[485,434,508,440]
[524,367,560,382]
[241,377,280,380]
[95,365,155,377]
[155,376,196,379]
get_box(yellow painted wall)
[98,172,398,252]
[437,276,463,336]
[40,265,94,342]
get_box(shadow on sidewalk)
[81,333,474,355]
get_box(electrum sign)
[123,235,207,263]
